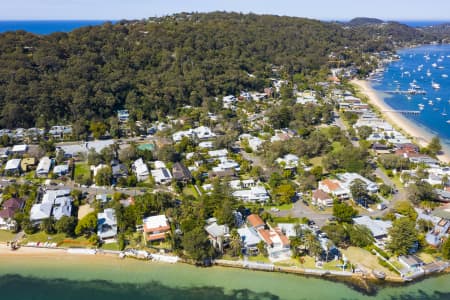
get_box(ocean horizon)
[0,20,114,34]
[0,19,449,35]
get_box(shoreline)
[0,244,439,292]
[351,79,450,164]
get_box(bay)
[0,254,449,300]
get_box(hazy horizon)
[3,0,450,21]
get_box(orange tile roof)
[258,229,273,245]
[247,214,265,228]
[147,232,167,241]
[312,189,332,200]
[321,179,340,191]
[143,224,171,233]
[275,228,290,247]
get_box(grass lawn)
[269,203,293,211]
[74,162,90,183]
[0,230,15,242]
[341,246,397,276]
[247,254,271,264]
[309,156,324,168]
[182,185,199,198]
[272,216,301,224]
[101,242,120,251]
[23,232,67,244]
[417,252,435,264]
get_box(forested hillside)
[0,12,437,129]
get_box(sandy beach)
[352,79,450,164]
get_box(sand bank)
[352,79,450,163]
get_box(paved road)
[272,200,332,228]
[332,112,359,147]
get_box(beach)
[352,79,450,163]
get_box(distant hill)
[0,12,440,129]
[347,17,384,26]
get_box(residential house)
[4,158,21,176]
[172,162,192,183]
[36,156,52,177]
[398,255,424,271]
[312,189,334,207]
[11,144,28,155]
[97,208,117,241]
[30,189,72,223]
[353,216,392,240]
[233,186,270,203]
[112,163,128,180]
[247,214,265,230]
[143,215,171,242]
[53,164,70,177]
[237,226,261,255]
[208,149,228,158]
[132,158,149,182]
[276,154,299,170]
[337,173,379,193]
[117,110,129,123]
[0,198,25,230]
[426,218,450,247]
[20,157,37,172]
[318,179,350,199]
[257,227,291,261]
[205,219,229,253]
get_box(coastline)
[351,79,450,164]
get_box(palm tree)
[304,232,322,259]
[229,229,242,257]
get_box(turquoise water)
[370,44,450,150]
[0,255,449,299]
[0,20,112,34]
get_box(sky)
[2,0,450,21]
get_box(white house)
[11,144,28,155]
[233,186,270,203]
[36,156,52,177]
[53,164,69,177]
[133,158,149,182]
[353,216,392,240]
[318,179,350,199]
[151,168,172,184]
[208,149,228,158]
[97,208,117,241]
[337,173,379,193]
[4,158,21,175]
[276,154,299,170]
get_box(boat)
[442,74,448,78]
[436,97,442,101]
[428,100,434,105]
[418,104,425,110]
[442,109,447,116]
[372,270,386,280]
[447,120,450,124]
[432,81,441,89]
[438,66,445,69]
[427,69,432,76]
[432,63,438,68]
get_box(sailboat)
[432,81,441,89]
[442,108,447,116]
[426,69,432,76]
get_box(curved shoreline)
[351,79,450,164]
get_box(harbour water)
[0,20,111,34]
[0,254,449,300]
[370,44,450,152]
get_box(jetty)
[381,110,421,115]
[382,89,426,95]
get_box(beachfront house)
[142,215,171,243]
[353,216,392,240]
[204,219,230,253]
[30,189,72,223]
[237,226,261,255]
[0,198,25,230]
[97,208,118,241]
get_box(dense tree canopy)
[0,12,430,129]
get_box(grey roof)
[205,222,229,238]
[353,216,392,238]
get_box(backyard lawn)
[0,230,15,242]
[74,162,90,183]
[341,246,396,276]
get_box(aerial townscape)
[2,2,450,300]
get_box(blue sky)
[3,0,450,21]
